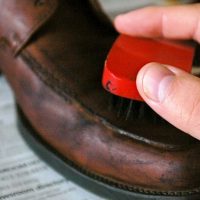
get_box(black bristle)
[125,100,133,120]
[193,44,200,67]
[138,102,145,120]
[117,98,124,118]
[109,94,167,124]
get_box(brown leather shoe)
[1,0,200,199]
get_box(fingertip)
[136,62,175,103]
[136,63,157,97]
[136,63,145,95]
[114,14,127,33]
[114,8,160,37]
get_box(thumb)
[136,62,200,140]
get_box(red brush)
[102,34,194,101]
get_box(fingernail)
[142,63,175,102]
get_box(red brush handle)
[102,35,194,101]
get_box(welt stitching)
[20,50,200,196]
[21,49,195,151]
[19,93,200,197]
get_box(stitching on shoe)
[21,49,196,151]
[19,50,200,196]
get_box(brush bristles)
[109,95,167,124]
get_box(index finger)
[114,4,200,43]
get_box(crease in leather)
[0,0,58,55]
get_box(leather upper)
[0,0,58,54]
[1,0,200,194]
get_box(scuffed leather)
[2,35,200,192]
[1,0,200,194]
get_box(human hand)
[114,4,200,140]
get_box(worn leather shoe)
[1,0,200,199]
